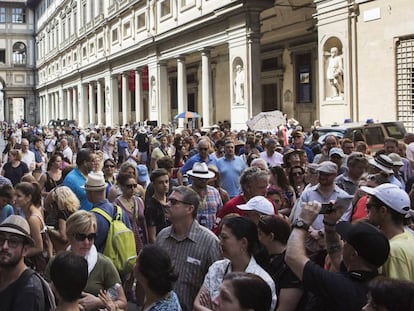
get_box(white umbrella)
[246,110,285,131]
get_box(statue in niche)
[151,78,156,109]
[326,47,344,98]
[234,64,244,105]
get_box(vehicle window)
[363,127,384,145]
[384,124,405,139]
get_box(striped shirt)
[192,185,223,230]
[156,220,222,311]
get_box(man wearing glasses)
[0,215,56,310]
[156,186,222,311]
[177,139,217,185]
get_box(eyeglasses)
[199,148,208,151]
[104,165,115,168]
[125,184,138,189]
[168,198,191,205]
[0,236,24,248]
[74,233,97,242]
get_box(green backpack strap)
[91,207,112,223]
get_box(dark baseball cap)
[336,221,390,267]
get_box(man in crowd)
[178,139,217,185]
[216,140,246,198]
[335,152,368,195]
[313,134,338,164]
[60,138,73,164]
[20,138,36,174]
[87,172,131,253]
[289,130,314,163]
[292,161,353,266]
[63,148,93,211]
[30,136,45,179]
[285,201,390,310]
[361,183,414,281]
[156,186,222,311]
[0,215,56,310]
[260,138,283,167]
[187,162,222,230]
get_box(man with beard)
[0,215,55,310]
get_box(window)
[396,37,414,132]
[68,15,71,36]
[82,46,87,58]
[0,8,6,23]
[137,13,145,30]
[73,52,77,61]
[90,42,94,54]
[82,2,87,26]
[62,18,66,41]
[98,37,103,50]
[11,8,25,24]
[13,42,26,65]
[160,0,171,17]
[123,22,131,37]
[112,28,118,43]
[0,49,5,63]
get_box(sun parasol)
[246,110,286,131]
[174,111,201,119]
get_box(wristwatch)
[292,218,310,231]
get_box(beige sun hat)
[0,215,34,245]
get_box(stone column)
[78,83,86,127]
[66,88,72,120]
[59,88,64,119]
[45,95,50,122]
[121,73,128,126]
[111,75,120,126]
[135,69,142,123]
[158,62,169,124]
[177,56,188,129]
[201,49,212,128]
[96,80,103,126]
[89,82,96,125]
[72,87,78,124]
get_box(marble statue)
[234,64,244,105]
[326,47,343,98]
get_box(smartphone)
[319,202,335,214]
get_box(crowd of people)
[0,120,414,311]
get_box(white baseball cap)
[237,196,274,215]
[360,183,410,215]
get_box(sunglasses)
[74,233,97,242]
[292,172,304,176]
[168,198,191,205]
[0,236,25,248]
[125,184,138,189]
[104,165,115,168]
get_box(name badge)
[186,256,201,266]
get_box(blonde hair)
[54,186,80,214]
[66,210,97,238]
[9,149,22,160]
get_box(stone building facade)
[0,0,37,125]
[1,0,413,131]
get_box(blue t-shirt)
[0,204,14,223]
[216,156,247,198]
[63,167,93,211]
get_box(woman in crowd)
[208,164,230,204]
[135,244,181,310]
[46,186,80,252]
[258,215,305,311]
[125,138,140,166]
[90,150,104,174]
[38,151,64,197]
[194,216,276,311]
[288,166,307,199]
[115,172,148,303]
[102,158,117,197]
[15,181,52,274]
[212,272,272,311]
[0,184,14,222]
[46,210,127,311]
[108,162,145,202]
[363,276,414,311]
[283,149,305,171]
[1,149,29,186]
[269,166,296,216]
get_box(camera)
[319,202,335,214]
